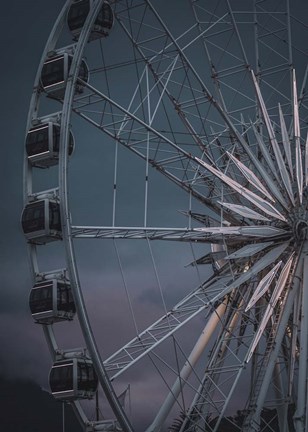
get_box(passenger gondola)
[26,122,74,168]
[67,0,113,41]
[21,199,62,244]
[40,53,89,99]
[49,358,98,400]
[29,279,76,324]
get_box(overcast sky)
[1,1,308,431]
[0,3,208,429]
[0,1,82,428]
[1,0,65,379]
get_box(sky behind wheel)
[2,1,308,431]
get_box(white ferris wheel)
[22,0,308,431]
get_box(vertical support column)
[294,256,308,431]
[243,253,304,431]
[146,301,227,432]
[273,361,289,432]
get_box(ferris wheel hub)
[293,219,308,241]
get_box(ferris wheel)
[22,0,308,431]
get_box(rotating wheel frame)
[23,1,308,431]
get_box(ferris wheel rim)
[58,1,134,430]
[22,0,134,430]
[23,1,308,431]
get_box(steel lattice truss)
[23,1,308,431]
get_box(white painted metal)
[243,251,303,431]
[58,2,133,430]
[22,0,90,428]
[195,225,288,237]
[273,361,289,432]
[293,69,304,205]
[245,261,282,312]
[72,225,290,240]
[103,243,289,380]
[225,242,273,260]
[305,133,308,187]
[294,255,308,431]
[196,157,287,221]
[250,122,286,199]
[226,151,272,199]
[23,1,308,431]
[146,302,227,432]
[251,70,295,207]
[217,201,271,221]
[246,254,295,363]
[279,103,293,180]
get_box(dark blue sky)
[1,0,65,380]
[0,1,82,429]
[1,1,308,431]
[0,0,205,422]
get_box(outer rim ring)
[23,1,132,430]
[23,1,308,430]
